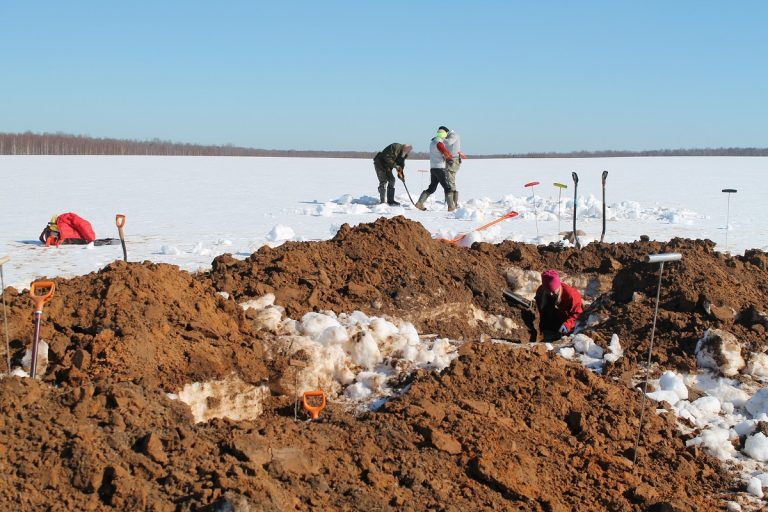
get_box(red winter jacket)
[535,282,583,334]
[45,213,96,246]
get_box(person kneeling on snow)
[534,269,583,342]
[39,213,96,246]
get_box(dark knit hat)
[438,125,450,133]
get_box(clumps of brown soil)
[0,343,734,511]
[584,239,768,374]
[209,218,768,370]
[380,342,735,511]
[2,216,766,510]
[3,260,268,391]
[209,216,512,340]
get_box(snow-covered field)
[1,155,765,290]
[2,155,768,508]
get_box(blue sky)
[2,1,766,154]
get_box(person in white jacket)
[415,127,455,211]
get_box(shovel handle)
[302,390,327,420]
[30,280,55,310]
[553,182,568,189]
[524,181,540,187]
[115,214,126,229]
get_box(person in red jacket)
[38,213,96,246]
[534,269,583,341]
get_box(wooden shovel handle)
[115,214,126,228]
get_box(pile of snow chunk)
[168,376,270,424]
[241,294,459,407]
[746,353,768,379]
[646,370,689,406]
[695,328,745,377]
[556,333,622,372]
[266,224,295,242]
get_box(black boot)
[387,188,400,206]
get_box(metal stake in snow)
[525,181,540,238]
[632,252,682,468]
[553,183,568,234]
[721,189,737,253]
[0,255,10,373]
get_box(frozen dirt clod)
[2,216,767,510]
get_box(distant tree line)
[0,132,376,158]
[1,131,766,158]
[500,148,768,158]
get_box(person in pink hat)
[534,269,583,341]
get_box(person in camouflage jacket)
[373,143,412,205]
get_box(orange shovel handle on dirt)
[29,280,55,378]
[302,390,327,420]
[30,280,55,312]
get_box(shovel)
[115,214,127,262]
[553,182,568,234]
[445,210,519,244]
[29,280,55,378]
[524,181,540,237]
[398,174,419,208]
[302,390,327,421]
[1,255,10,373]
[502,288,534,311]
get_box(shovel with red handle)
[524,181,540,238]
[29,280,55,378]
[115,214,127,262]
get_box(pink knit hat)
[541,270,561,293]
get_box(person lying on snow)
[534,269,583,342]
[39,213,96,246]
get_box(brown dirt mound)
[208,216,512,340]
[2,216,766,510]
[3,260,268,391]
[0,344,734,511]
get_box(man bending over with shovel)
[373,143,412,206]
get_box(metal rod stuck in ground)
[721,189,737,253]
[632,252,682,469]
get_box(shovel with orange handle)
[29,280,55,378]
[115,214,127,262]
[302,390,327,421]
[444,210,519,245]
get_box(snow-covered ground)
[2,155,768,509]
